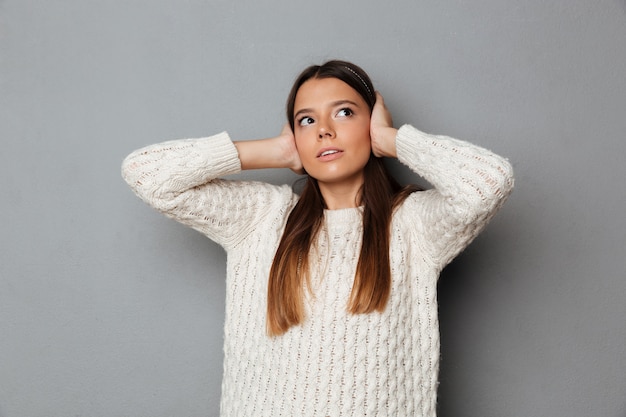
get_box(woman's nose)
[317,122,335,139]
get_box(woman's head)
[287,60,377,192]
[286,60,376,131]
[267,60,419,336]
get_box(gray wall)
[1,1,625,416]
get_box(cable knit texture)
[121,125,514,417]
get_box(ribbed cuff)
[197,131,242,176]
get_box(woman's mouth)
[317,148,344,161]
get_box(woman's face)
[293,77,372,189]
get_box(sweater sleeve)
[395,124,514,270]
[121,131,296,250]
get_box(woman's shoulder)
[391,188,447,236]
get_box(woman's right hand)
[276,124,304,174]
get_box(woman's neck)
[318,181,363,210]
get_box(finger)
[375,91,384,105]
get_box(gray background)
[1,0,625,416]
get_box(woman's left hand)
[370,92,398,158]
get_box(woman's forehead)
[294,78,365,109]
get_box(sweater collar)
[323,206,363,226]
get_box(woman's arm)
[371,93,514,269]
[234,124,303,173]
[401,126,514,268]
[121,130,298,249]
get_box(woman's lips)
[317,148,344,161]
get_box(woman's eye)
[337,108,353,117]
[298,116,314,126]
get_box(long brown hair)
[267,60,419,336]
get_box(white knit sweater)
[122,124,514,417]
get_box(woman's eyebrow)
[294,108,313,120]
[294,100,361,120]
[330,99,360,108]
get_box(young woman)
[122,60,514,416]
